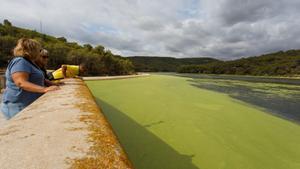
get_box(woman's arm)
[12,72,59,93]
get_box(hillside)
[129,51,300,76]
[128,56,219,72]
[177,50,300,76]
[0,19,134,76]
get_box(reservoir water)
[176,73,300,124]
[87,74,300,169]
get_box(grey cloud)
[217,0,284,26]
[76,31,144,53]
[137,17,165,31]
[1,0,300,59]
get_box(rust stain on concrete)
[67,79,133,169]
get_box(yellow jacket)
[52,65,79,79]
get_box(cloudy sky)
[1,0,300,59]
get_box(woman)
[35,49,62,86]
[36,49,49,79]
[1,38,59,119]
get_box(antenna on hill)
[40,20,43,33]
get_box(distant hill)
[128,50,300,76]
[178,50,300,76]
[0,19,134,76]
[127,56,219,72]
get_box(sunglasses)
[42,55,49,59]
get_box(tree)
[3,19,12,27]
[0,36,16,66]
[57,37,67,42]
[83,44,93,51]
[93,45,105,55]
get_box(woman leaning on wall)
[1,38,59,120]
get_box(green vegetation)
[128,52,300,76]
[0,19,134,75]
[87,74,300,169]
[128,56,219,72]
[178,50,300,76]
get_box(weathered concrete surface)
[0,78,133,169]
[83,73,150,81]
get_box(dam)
[0,78,133,169]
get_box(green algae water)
[176,73,300,123]
[86,74,300,169]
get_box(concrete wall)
[0,78,133,169]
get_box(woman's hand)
[43,86,60,93]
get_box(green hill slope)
[128,56,219,72]
[128,50,300,76]
[178,50,300,76]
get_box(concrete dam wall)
[0,78,133,169]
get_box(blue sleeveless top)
[2,57,45,107]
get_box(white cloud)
[0,0,299,59]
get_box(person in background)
[1,38,59,119]
[48,63,86,80]
[35,49,62,86]
[36,49,49,79]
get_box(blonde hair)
[13,38,41,60]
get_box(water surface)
[87,75,300,169]
[176,73,300,123]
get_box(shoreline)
[83,73,150,81]
[152,72,300,80]
[152,72,300,85]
